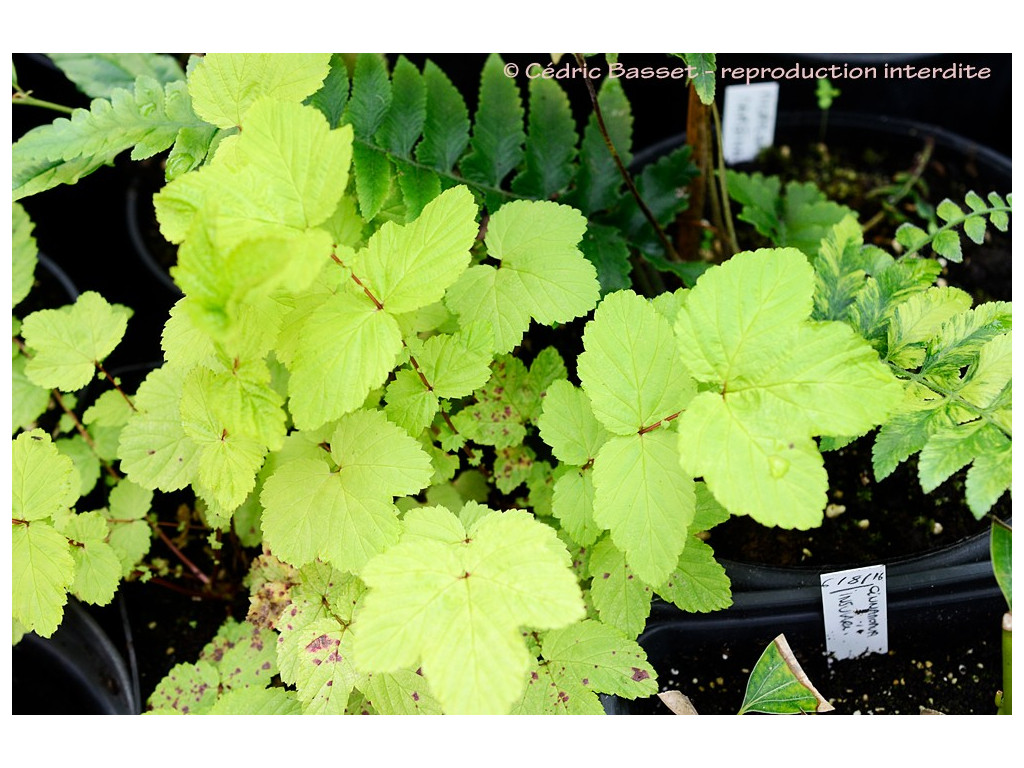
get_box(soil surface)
[614,611,1006,715]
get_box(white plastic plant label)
[721,82,780,164]
[819,564,889,660]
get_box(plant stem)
[1000,612,1012,714]
[710,102,739,256]
[12,91,74,114]
[573,53,680,264]
[862,136,934,234]
[153,524,211,586]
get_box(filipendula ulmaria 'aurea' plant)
[13,52,912,714]
[12,200,155,644]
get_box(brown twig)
[574,53,680,264]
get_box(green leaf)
[188,53,331,128]
[357,668,443,715]
[568,78,632,215]
[344,53,392,139]
[965,441,1011,517]
[48,53,185,99]
[459,54,525,195]
[21,291,130,392]
[13,77,207,199]
[148,661,220,714]
[588,537,653,637]
[13,429,78,524]
[384,368,440,436]
[208,686,302,715]
[286,288,403,431]
[579,222,632,294]
[682,54,717,104]
[12,352,52,432]
[514,619,657,713]
[12,521,75,638]
[415,60,470,174]
[351,141,393,222]
[375,56,426,158]
[55,434,101,499]
[353,506,585,714]
[58,511,121,605]
[592,429,696,585]
[728,172,852,257]
[306,54,350,129]
[655,536,733,613]
[261,409,430,570]
[886,286,974,368]
[918,421,1009,494]
[739,635,833,714]
[537,379,610,466]
[350,185,478,315]
[550,466,602,547]
[118,365,200,492]
[676,249,902,527]
[511,77,577,199]
[991,522,1011,611]
[12,202,37,308]
[578,290,695,435]
[447,199,599,353]
[452,350,565,449]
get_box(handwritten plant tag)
[820,564,888,660]
[721,82,779,164]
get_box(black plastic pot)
[12,598,141,715]
[608,114,1012,714]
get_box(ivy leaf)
[188,53,331,128]
[353,506,585,714]
[446,199,600,354]
[12,521,74,638]
[21,292,131,392]
[577,289,695,435]
[739,635,834,715]
[592,429,696,586]
[587,537,653,638]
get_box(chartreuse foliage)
[812,214,1012,516]
[12,52,1011,716]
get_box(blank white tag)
[721,82,779,164]
[820,564,889,660]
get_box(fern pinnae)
[894,190,1012,262]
